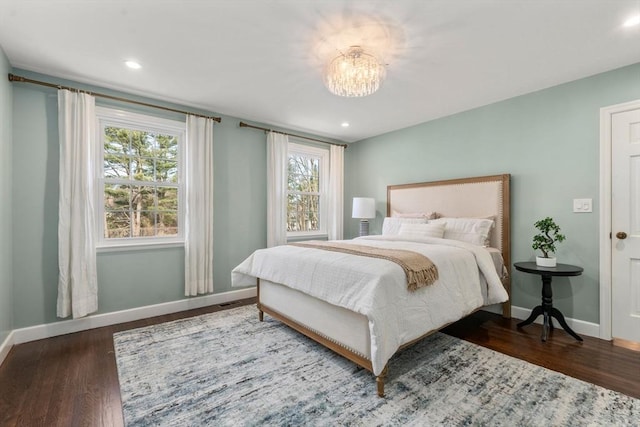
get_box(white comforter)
[231,236,509,376]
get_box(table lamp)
[352,197,375,237]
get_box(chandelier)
[323,46,386,97]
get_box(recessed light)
[341,122,350,128]
[125,60,142,69]
[623,14,640,27]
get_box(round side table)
[514,262,583,342]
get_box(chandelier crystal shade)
[323,46,386,97]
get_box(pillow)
[391,210,439,220]
[431,217,495,246]
[382,217,428,235]
[398,222,446,239]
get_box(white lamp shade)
[352,197,376,219]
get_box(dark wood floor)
[1,299,638,426]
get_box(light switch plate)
[573,198,592,213]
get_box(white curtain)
[327,144,344,240]
[57,89,98,319]
[184,115,215,296]
[267,131,288,247]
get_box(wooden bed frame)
[257,174,511,397]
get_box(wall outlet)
[573,198,592,213]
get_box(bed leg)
[256,279,264,322]
[376,365,388,397]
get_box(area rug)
[114,305,639,426]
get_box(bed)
[232,174,511,397]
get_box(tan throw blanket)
[290,241,438,291]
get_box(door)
[611,107,640,344]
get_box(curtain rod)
[239,121,347,148]
[8,73,222,123]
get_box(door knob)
[616,231,628,239]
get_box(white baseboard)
[510,305,600,339]
[12,288,257,345]
[4,293,600,357]
[0,330,15,367]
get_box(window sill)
[97,240,184,253]
[287,233,328,243]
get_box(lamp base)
[359,220,370,237]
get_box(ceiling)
[0,1,639,142]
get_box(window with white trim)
[96,107,185,247]
[287,142,329,238]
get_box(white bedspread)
[231,236,509,376]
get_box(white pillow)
[391,209,439,220]
[431,217,495,246]
[398,222,446,239]
[382,217,428,235]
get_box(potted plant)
[532,217,566,267]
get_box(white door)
[611,107,640,343]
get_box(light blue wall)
[11,70,316,328]
[0,47,13,343]
[345,62,640,324]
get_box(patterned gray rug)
[114,305,638,426]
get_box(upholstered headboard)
[387,174,511,317]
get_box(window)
[287,142,329,238]
[96,107,185,247]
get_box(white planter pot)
[536,256,557,267]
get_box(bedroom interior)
[0,0,639,425]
